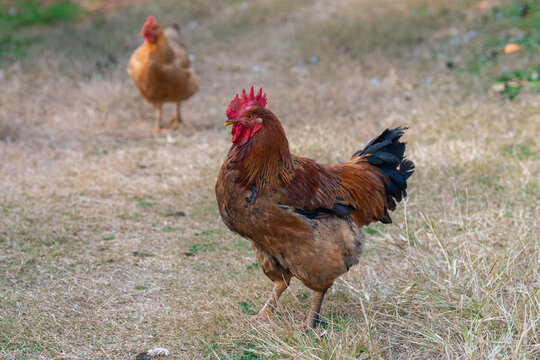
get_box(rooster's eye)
[246,115,253,120]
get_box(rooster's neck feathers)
[229,110,293,192]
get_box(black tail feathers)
[354,127,415,224]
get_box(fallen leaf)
[472,1,491,10]
[506,80,522,87]
[491,83,506,93]
[504,44,521,54]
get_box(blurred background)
[0,1,538,359]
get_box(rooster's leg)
[304,290,327,330]
[253,278,289,321]
[152,105,163,134]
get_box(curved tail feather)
[353,127,415,224]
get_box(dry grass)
[1,0,539,359]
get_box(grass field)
[0,0,539,359]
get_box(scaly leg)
[152,105,163,134]
[170,102,184,129]
[304,290,327,330]
[253,278,290,321]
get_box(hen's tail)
[171,23,181,33]
[352,127,415,223]
[165,23,186,49]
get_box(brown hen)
[128,16,198,132]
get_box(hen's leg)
[254,277,290,320]
[304,290,327,330]
[152,105,163,134]
[170,102,184,129]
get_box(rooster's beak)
[224,119,236,126]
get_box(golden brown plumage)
[215,87,415,329]
[128,17,198,132]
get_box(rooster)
[215,87,415,329]
[128,16,198,133]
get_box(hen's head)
[141,16,162,43]
[225,86,267,147]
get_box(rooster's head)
[141,16,162,43]
[225,86,268,147]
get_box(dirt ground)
[0,0,538,359]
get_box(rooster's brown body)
[216,89,414,328]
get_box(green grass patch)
[2,204,14,214]
[472,176,490,186]
[363,223,386,236]
[194,229,221,238]
[501,143,537,160]
[133,196,155,208]
[227,343,262,360]
[487,0,539,52]
[470,0,539,73]
[0,35,38,59]
[117,213,142,220]
[188,229,223,253]
[493,65,540,99]
[0,340,45,357]
[207,340,264,360]
[0,1,85,63]
[363,227,378,235]
[239,301,256,315]
[162,225,182,232]
[0,1,84,26]
[189,242,214,253]
[246,262,259,270]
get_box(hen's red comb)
[143,16,155,31]
[226,86,267,118]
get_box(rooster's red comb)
[143,16,155,30]
[226,86,267,118]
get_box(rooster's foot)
[299,318,326,333]
[251,307,274,322]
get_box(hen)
[128,16,198,132]
[215,87,415,329]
